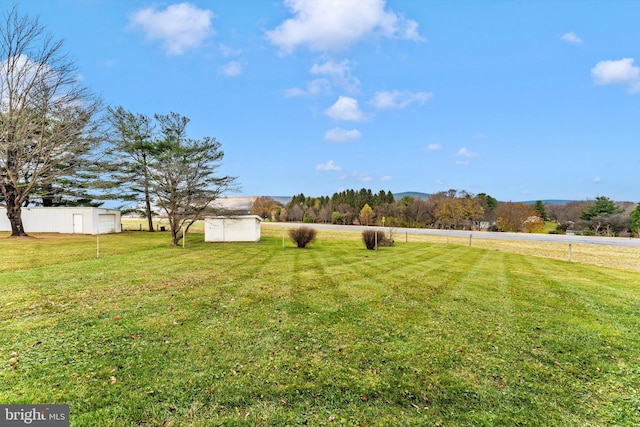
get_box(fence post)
[469,234,472,247]
[568,243,572,262]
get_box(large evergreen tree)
[533,200,548,221]
[106,106,157,231]
[580,196,623,221]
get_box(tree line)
[252,190,640,237]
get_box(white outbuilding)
[204,215,262,242]
[0,207,122,235]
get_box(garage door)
[98,214,116,234]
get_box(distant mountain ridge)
[393,191,429,200]
[521,199,572,205]
[393,192,574,205]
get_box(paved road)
[264,222,640,248]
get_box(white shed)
[0,207,122,235]
[204,215,262,242]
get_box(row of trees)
[254,189,498,230]
[548,197,639,237]
[252,190,640,237]
[0,7,236,245]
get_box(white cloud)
[455,147,477,166]
[357,173,373,182]
[561,32,582,44]
[427,143,442,151]
[435,179,445,186]
[457,147,479,158]
[266,0,424,54]
[288,59,360,98]
[593,176,601,183]
[218,61,242,77]
[324,127,362,142]
[324,96,371,121]
[340,171,374,182]
[380,175,392,182]
[219,43,241,57]
[1,55,54,106]
[284,87,308,98]
[370,90,432,110]
[285,78,331,97]
[591,58,640,93]
[311,59,360,93]
[129,3,215,55]
[472,133,488,140]
[316,160,342,171]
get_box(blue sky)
[16,0,640,202]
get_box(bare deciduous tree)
[496,202,533,232]
[0,7,101,236]
[250,196,282,220]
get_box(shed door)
[73,214,83,233]
[98,214,116,234]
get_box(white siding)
[0,207,122,234]
[204,216,262,242]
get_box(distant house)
[0,207,122,235]
[204,215,262,242]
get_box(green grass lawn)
[1,230,639,426]
[543,221,557,233]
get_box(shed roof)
[205,215,263,221]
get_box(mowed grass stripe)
[500,254,640,425]
[1,233,639,425]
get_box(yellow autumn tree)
[359,203,375,226]
[523,215,545,233]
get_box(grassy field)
[1,228,639,426]
[121,218,205,233]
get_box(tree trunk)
[171,228,180,246]
[145,191,154,232]
[168,216,180,246]
[2,187,28,237]
[142,155,155,232]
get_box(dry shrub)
[362,229,392,250]
[289,227,317,248]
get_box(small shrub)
[362,230,377,250]
[362,230,392,250]
[289,227,317,248]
